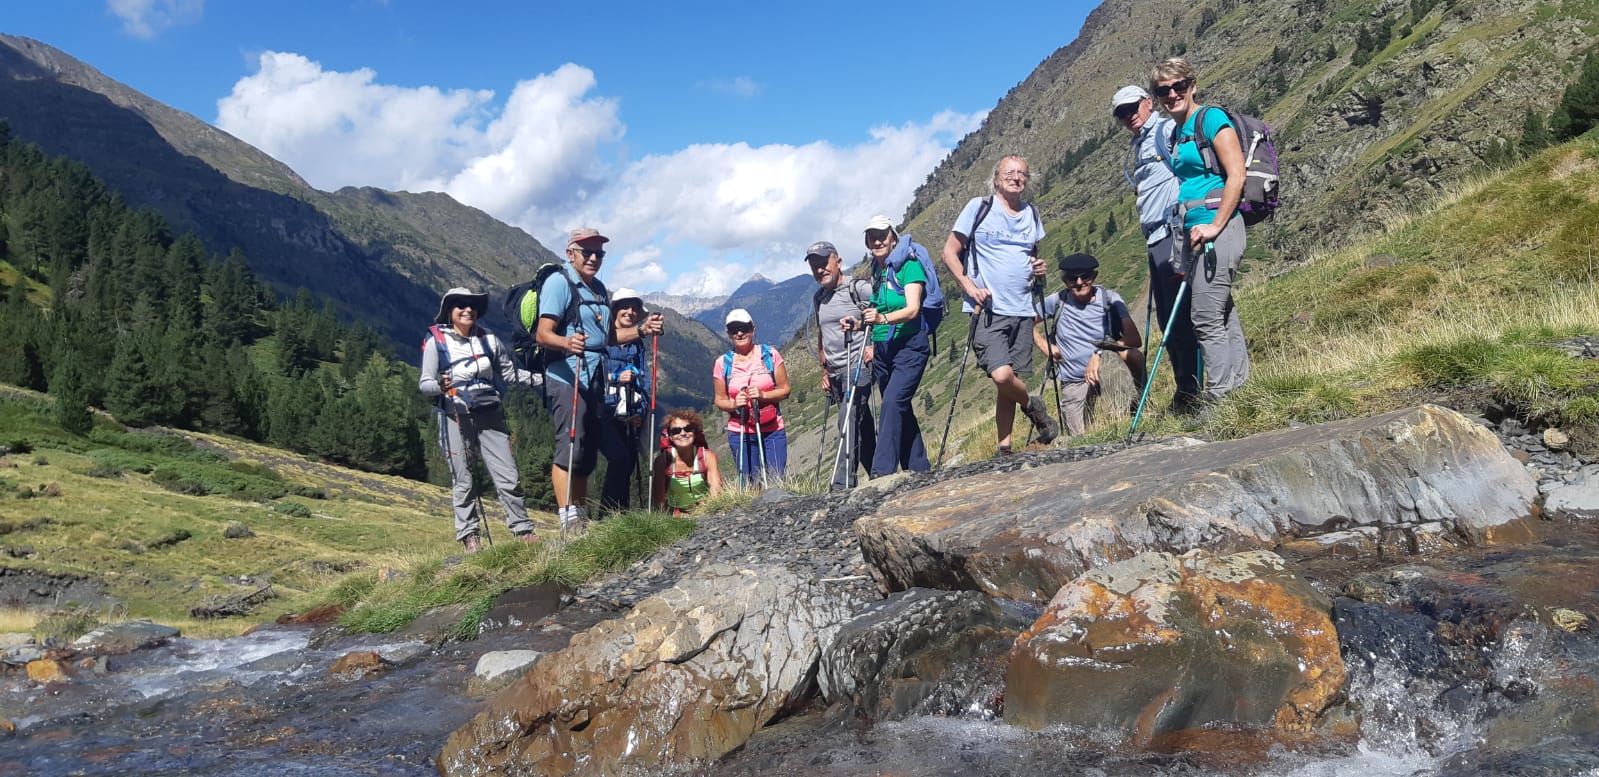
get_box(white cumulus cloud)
[214,55,982,297]
[107,0,204,39]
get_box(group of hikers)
[418,57,1258,551]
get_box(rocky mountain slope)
[902,0,1590,262]
[0,34,560,345]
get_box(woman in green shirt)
[651,409,723,513]
[855,217,933,475]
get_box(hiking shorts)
[972,312,1034,379]
[545,379,604,476]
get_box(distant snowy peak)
[641,292,728,317]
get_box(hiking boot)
[515,531,541,545]
[462,535,482,553]
[1024,395,1059,445]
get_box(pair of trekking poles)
[436,389,495,548]
[931,279,1069,466]
[814,326,869,488]
[736,393,771,489]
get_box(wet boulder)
[857,405,1535,601]
[818,588,1031,722]
[71,619,180,654]
[438,563,863,777]
[1006,550,1344,743]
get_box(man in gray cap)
[806,240,874,489]
[1113,84,1197,411]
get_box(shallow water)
[8,526,1599,776]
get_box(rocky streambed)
[7,404,1599,776]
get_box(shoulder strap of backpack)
[964,195,994,277]
[695,446,706,475]
[722,351,735,383]
[759,344,774,374]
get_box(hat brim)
[436,293,489,324]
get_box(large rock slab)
[818,588,1030,722]
[438,563,862,776]
[857,405,1535,601]
[1006,550,1344,742]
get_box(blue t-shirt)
[1171,107,1235,229]
[952,196,1045,318]
[538,266,610,386]
[1042,286,1130,383]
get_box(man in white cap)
[806,240,874,489]
[1112,84,1196,411]
[537,227,662,531]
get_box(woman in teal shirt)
[1150,57,1251,402]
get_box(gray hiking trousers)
[437,405,535,542]
[1179,214,1250,401]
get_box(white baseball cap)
[725,308,753,326]
[1111,85,1149,111]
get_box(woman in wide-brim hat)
[418,286,540,551]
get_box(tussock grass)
[0,607,40,634]
[331,509,696,637]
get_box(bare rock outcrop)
[856,405,1535,601]
[438,563,863,776]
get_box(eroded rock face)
[818,588,1030,722]
[1006,550,1344,742]
[438,563,863,776]
[857,405,1535,601]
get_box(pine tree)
[104,298,174,426]
[1550,52,1599,141]
[1520,110,1553,155]
[51,351,94,436]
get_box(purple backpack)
[1172,106,1281,226]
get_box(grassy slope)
[0,389,561,637]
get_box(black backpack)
[503,263,609,373]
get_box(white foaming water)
[126,628,310,699]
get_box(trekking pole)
[935,310,983,469]
[460,413,494,547]
[645,333,659,512]
[563,353,582,543]
[1023,279,1047,447]
[749,395,769,489]
[1128,241,1208,442]
[1045,291,1066,433]
[815,388,833,488]
[832,335,862,485]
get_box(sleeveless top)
[665,447,710,510]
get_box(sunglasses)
[1063,272,1096,283]
[726,324,753,335]
[865,229,894,244]
[575,247,606,259]
[1152,79,1193,98]
[1113,102,1141,120]
[667,425,695,435]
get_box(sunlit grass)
[0,607,40,634]
[330,509,696,638]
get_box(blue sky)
[6,1,1094,295]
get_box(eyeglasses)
[1113,102,1141,121]
[1063,272,1096,283]
[726,324,753,335]
[1152,79,1193,98]
[667,425,694,435]
[999,171,1030,181]
[865,229,894,244]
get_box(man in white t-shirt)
[941,154,1060,454]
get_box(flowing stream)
[7,529,1599,776]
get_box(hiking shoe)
[515,531,541,545]
[462,535,483,553]
[1024,395,1059,445]
[995,443,1013,457]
